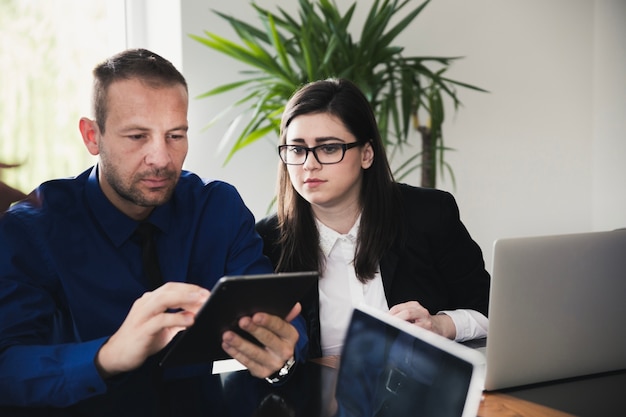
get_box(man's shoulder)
[174,172,248,218]
[176,172,240,200]
[6,171,90,217]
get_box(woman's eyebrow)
[286,136,345,145]
[314,136,345,144]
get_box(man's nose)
[144,137,172,167]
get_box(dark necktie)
[135,222,168,415]
[135,222,164,290]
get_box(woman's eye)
[321,145,341,154]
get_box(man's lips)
[142,177,171,188]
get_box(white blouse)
[316,217,488,357]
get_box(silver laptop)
[483,229,626,391]
[335,304,486,417]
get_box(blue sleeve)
[0,213,108,407]
[212,184,309,360]
[215,182,275,276]
[292,314,309,363]
[0,340,108,407]
[189,181,273,280]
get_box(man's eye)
[128,134,146,140]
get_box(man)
[0,49,306,415]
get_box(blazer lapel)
[380,248,399,296]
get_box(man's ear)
[79,118,100,156]
[361,141,374,169]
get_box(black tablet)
[159,271,318,368]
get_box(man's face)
[93,78,189,220]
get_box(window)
[0,0,125,194]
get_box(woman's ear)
[361,141,374,169]
[79,118,100,156]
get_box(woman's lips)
[304,178,325,187]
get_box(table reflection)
[221,361,338,417]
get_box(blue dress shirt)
[0,166,308,415]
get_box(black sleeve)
[255,214,281,270]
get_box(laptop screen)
[335,306,485,417]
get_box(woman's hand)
[389,301,456,340]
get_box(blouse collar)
[316,213,361,257]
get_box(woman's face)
[284,112,373,213]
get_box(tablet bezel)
[159,271,318,368]
[337,305,486,417]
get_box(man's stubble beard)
[100,159,178,208]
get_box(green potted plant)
[191,0,486,188]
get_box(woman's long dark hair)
[275,78,401,282]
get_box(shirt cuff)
[437,309,489,342]
[64,337,110,402]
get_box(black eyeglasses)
[278,142,361,165]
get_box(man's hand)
[389,301,456,339]
[95,282,210,378]
[220,303,301,379]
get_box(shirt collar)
[316,214,361,257]
[85,165,173,247]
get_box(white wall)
[592,0,626,232]
[180,0,287,217]
[125,0,183,69]
[174,0,626,272]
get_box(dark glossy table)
[220,356,626,417]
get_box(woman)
[256,78,490,358]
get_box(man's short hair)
[92,48,188,133]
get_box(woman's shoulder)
[256,213,278,230]
[255,214,282,267]
[255,213,280,241]
[395,182,455,207]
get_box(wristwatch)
[265,356,296,384]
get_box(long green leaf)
[194,79,252,99]
[192,0,486,190]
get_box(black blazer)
[256,183,491,358]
